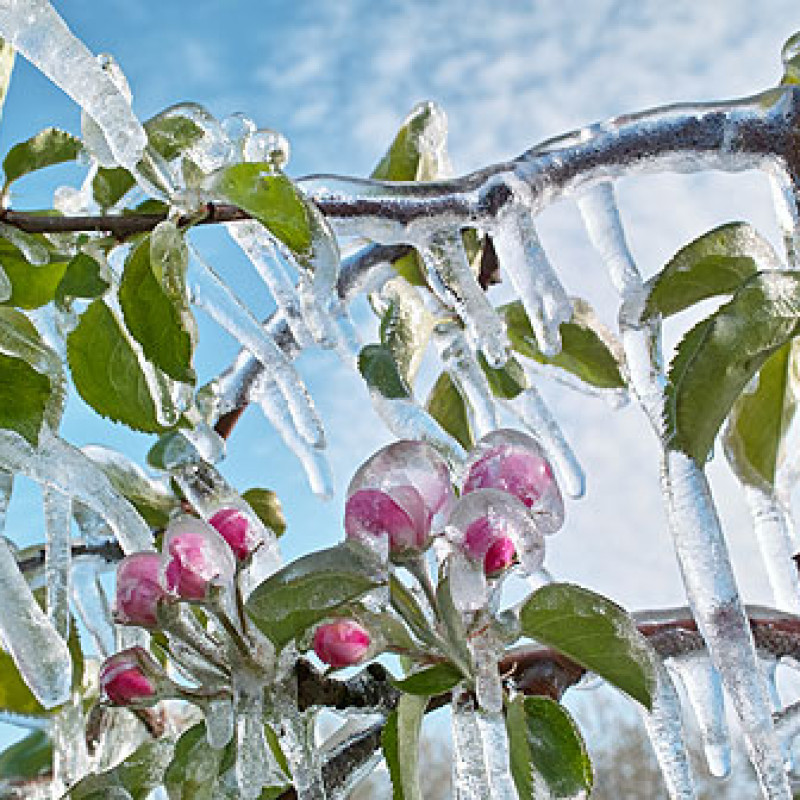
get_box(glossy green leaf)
[212,164,311,254]
[242,488,286,537]
[245,541,384,649]
[0,648,46,716]
[391,251,428,288]
[502,299,624,389]
[382,693,427,800]
[665,271,800,464]
[164,722,224,800]
[0,352,50,446]
[724,341,798,489]
[119,230,196,384]
[3,128,82,186]
[0,237,68,310]
[643,222,778,321]
[506,695,592,799]
[425,371,473,450]
[478,351,528,399]
[67,299,176,433]
[145,114,204,162]
[519,582,656,709]
[390,662,462,696]
[55,252,110,309]
[92,166,135,210]
[358,343,411,399]
[0,730,51,782]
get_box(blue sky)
[1,0,800,754]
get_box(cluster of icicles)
[0,2,799,798]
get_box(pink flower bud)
[209,508,258,561]
[163,517,237,601]
[463,515,517,577]
[99,648,156,705]
[483,536,516,577]
[345,485,429,554]
[312,620,371,668]
[115,552,168,627]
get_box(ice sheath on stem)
[43,485,71,641]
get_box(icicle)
[433,321,497,438]
[205,694,235,750]
[417,229,509,368]
[744,486,800,612]
[0,2,147,172]
[0,538,71,708]
[52,699,89,791]
[0,469,12,530]
[188,248,324,448]
[667,652,731,777]
[70,558,114,657]
[491,198,572,358]
[43,485,71,641]
[664,450,791,798]
[769,173,800,269]
[277,700,327,799]
[468,618,503,713]
[640,664,697,799]
[504,386,585,499]
[0,429,152,554]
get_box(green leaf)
[519,582,656,709]
[55,252,110,309]
[3,128,82,186]
[665,271,800,464]
[390,662,462,696]
[69,738,174,799]
[67,299,176,433]
[435,575,473,673]
[506,695,592,799]
[145,114,204,162]
[241,488,286,537]
[391,251,428,288]
[0,730,51,782]
[92,166,135,210]
[389,575,437,647]
[382,693,427,800]
[0,351,50,446]
[119,229,196,384]
[0,237,68,310]
[211,164,311,254]
[0,37,15,125]
[358,343,411,399]
[643,222,778,321]
[425,371,473,450]
[781,32,800,85]
[478,351,528,399]
[502,299,625,389]
[164,722,224,800]
[724,341,799,489]
[0,648,46,716]
[245,541,385,649]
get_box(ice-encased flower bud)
[312,620,371,668]
[99,647,157,706]
[115,552,168,627]
[345,440,455,557]
[163,516,237,601]
[463,515,517,577]
[209,508,259,561]
[462,429,563,533]
[483,536,516,577]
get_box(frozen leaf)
[67,299,176,432]
[426,371,473,450]
[245,541,384,649]
[55,251,110,309]
[724,341,798,488]
[478,351,528,399]
[0,730,51,783]
[389,575,436,647]
[0,351,50,445]
[643,222,778,321]
[119,231,196,384]
[2,127,82,187]
[390,662,462,696]
[502,299,625,389]
[519,583,657,709]
[145,113,204,162]
[0,649,46,716]
[506,695,592,799]
[665,271,800,464]
[359,343,411,399]
[382,693,427,800]
[92,166,134,210]
[781,32,800,84]
[241,488,286,537]
[164,722,225,800]
[0,236,68,309]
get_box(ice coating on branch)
[417,228,509,368]
[43,486,71,640]
[667,652,731,778]
[0,538,71,708]
[433,321,497,437]
[469,622,504,713]
[188,248,324,448]
[0,429,153,554]
[205,694,235,750]
[641,664,697,799]
[71,558,114,657]
[491,194,572,357]
[0,2,146,172]
[52,699,89,792]
[744,486,800,612]
[664,450,790,798]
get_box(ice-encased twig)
[52,699,89,792]
[277,697,327,800]
[490,194,572,357]
[433,321,497,438]
[188,248,324,448]
[0,428,152,554]
[664,450,791,798]
[0,537,72,708]
[417,229,509,368]
[43,485,71,641]
[744,485,800,613]
[70,558,114,657]
[0,1,147,172]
